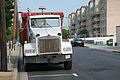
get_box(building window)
[72,24,76,26]
[98,35,100,37]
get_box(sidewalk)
[0,44,20,80]
[85,43,120,53]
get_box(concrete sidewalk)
[0,44,20,80]
[85,43,120,53]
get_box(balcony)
[81,22,86,26]
[80,17,86,22]
[93,30,100,34]
[93,24,100,28]
[94,17,100,22]
[92,27,100,31]
[81,25,86,29]
[70,26,76,30]
[71,24,76,26]
[94,12,100,17]
[78,25,82,29]
[89,13,94,17]
[92,19,100,24]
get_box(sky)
[18,0,89,28]
[18,0,89,17]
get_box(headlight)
[63,47,72,52]
[25,49,35,53]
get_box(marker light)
[47,34,51,37]
[24,41,28,44]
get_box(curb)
[85,43,120,53]
[84,46,89,48]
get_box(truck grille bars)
[37,36,61,54]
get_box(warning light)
[39,6,46,10]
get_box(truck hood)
[30,27,61,37]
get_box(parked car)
[71,38,84,47]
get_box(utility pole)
[0,0,7,71]
[12,0,18,45]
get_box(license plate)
[77,41,82,43]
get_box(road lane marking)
[73,73,78,77]
[29,73,78,78]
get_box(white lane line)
[29,73,78,78]
[73,73,78,77]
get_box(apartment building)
[75,9,81,37]
[106,0,120,36]
[68,13,76,36]
[87,0,94,37]
[79,6,88,37]
[69,0,120,37]
[92,0,101,37]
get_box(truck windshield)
[31,17,60,28]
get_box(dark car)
[71,38,84,47]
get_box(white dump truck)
[21,12,73,70]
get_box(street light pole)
[0,0,7,71]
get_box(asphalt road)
[25,47,120,80]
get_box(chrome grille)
[38,36,60,53]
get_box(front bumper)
[24,54,72,64]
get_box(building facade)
[69,0,120,38]
[68,13,77,37]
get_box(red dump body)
[21,12,64,45]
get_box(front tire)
[64,61,72,70]
[82,45,84,47]
[24,63,28,71]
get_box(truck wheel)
[64,61,72,70]
[24,63,29,71]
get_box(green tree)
[78,29,89,38]
[62,29,70,39]
[5,0,14,28]
[5,0,14,41]
[6,27,12,40]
